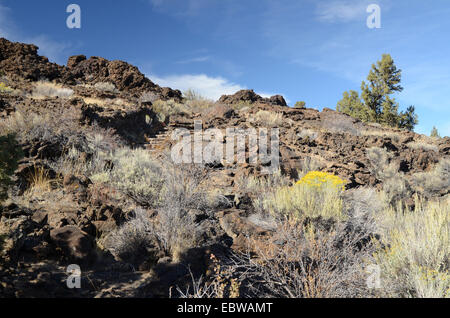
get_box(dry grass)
[156,162,229,257]
[93,82,118,93]
[183,89,215,113]
[236,170,290,214]
[373,196,450,298]
[231,219,372,298]
[140,91,159,104]
[30,81,74,99]
[366,147,412,206]
[251,110,284,127]
[0,105,82,147]
[174,271,220,299]
[152,99,191,122]
[82,96,132,109]
[407,141,439,152]
[90,148,165,207]
[103,159,228,259]
[362,129,402,142]
[105,207,160,266]
[411,158,450,196]
[26,166,53,193]
[297,129,319,141]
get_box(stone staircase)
[146,128,171,154]
[145,121,195,154]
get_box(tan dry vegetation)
[30,81,74,99]
[250,110,285,127]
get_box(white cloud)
[175,56,210,64]
[316,0,372,23]
[150,73,245,100]
[149,73,288,102]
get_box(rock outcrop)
[218,89,287,106]
[0,38,182,101]
[0,38,63,82]
[64,55,182,100]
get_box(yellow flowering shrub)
[0,82,13,93]
[261,171,347,221]
[296,171,345,190]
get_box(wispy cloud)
[149,73,287,102]
[315,0,372,23]
[175,56,211,64]
[149,73,245,100]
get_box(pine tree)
[336,90,369,121]
[294,101,306,109]
[430,126,440,138]
[336,54,418,130]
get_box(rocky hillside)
[0,38,449,298]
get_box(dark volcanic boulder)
[64,55,182,100]
[0,38,63,81]
[50,226,96,262]
[218,89,287,106]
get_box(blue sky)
[0,0,449,136]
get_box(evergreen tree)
[336,54,418,130]
[336,90,368,121]
[294,101,306,109]
[430,126,440,138]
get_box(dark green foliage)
[294,101,306,109]
[336,90,368,121]
[337,54,418,131]
[0,134,23,202]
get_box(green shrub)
[0,134,23,202]
[294,101,306,109]
[412,158,450,197]
[337,54,418,130]
[373,197,450,298]
[152,99,190,122]
[0,105,81,146]
[91,148,165,206]
[105,207,159,265]
[430,126,440,138]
